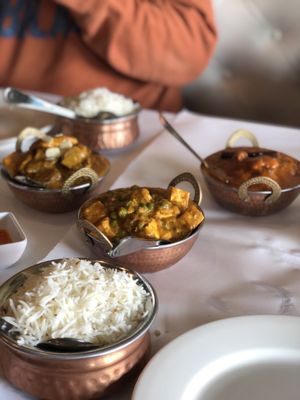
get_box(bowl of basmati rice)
[55,88,141,153]
[0,258,157,400]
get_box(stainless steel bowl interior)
[0,258,158,359]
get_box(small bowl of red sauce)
[0,212,27,268]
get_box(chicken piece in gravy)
[2,133,110,189]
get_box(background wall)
[183,0,300,128]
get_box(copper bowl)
[1,128,111,213]
[54,107,140,153]
[201,130,300,216]
[0,258,157,400]
[77,172,205,273]
[1,165,110,213]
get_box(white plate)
[133,315,300,400]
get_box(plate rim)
[133,314,300,400]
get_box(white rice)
[61,87,138,118]
[2,259,150,347]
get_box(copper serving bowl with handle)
[0,258,158,400]
[201,130,300,216]
[1,127,110,213]
[77,172,205,273]
[54,106,141,153]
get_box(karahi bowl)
[1,166,110,213]
[1,128,111,213]
[201,129,300,216]
[0,258,158,400]
[77,172,205,273]
[54,106,141,153]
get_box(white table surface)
[1,108,300,399]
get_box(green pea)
[118,207,128,218]
[111,220,119,228]
[146,202,154,211]
[159,199,170,209]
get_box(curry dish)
[204,146,300,189]
[81,186,204,242]
[2,134,110,189]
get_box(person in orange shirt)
[0,0,217,111]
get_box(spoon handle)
[3,87,76,120]
[36,338,99,352]
[110,237,165,257]
[159,113,208,167]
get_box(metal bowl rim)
[1,164,110,194]
[79,216,204,252]
[60,103,141,126]
[201,164,300,195]
[0,258,158,360]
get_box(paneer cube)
[168,187,190,210]
[178,204,204,230]
[97,217,120,240]
[82,201,106,224]
[155,201,180,219]
[131,188,153,204]
[142,219,160,239]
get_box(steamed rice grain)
[61,87,137,118]
[1,259,150,347]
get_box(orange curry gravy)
[204,146,300,190]
[0,229,13,245]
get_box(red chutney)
[204,146,300,190]
[0,229,12,245]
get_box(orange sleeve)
[54,0,217,85]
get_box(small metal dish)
[0,212,27,269]
[201,130,300,216]
[0,258,157,400]
[54,106,141,153]
[77,172,205,273]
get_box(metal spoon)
[159,113,233,183]
[77,219,170,257]
[109,236,170,257]
[36,338,99,352]
[159,113,209,168]
[0,318,98,352]
[3,87,117,121]
[0,317,21,342]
